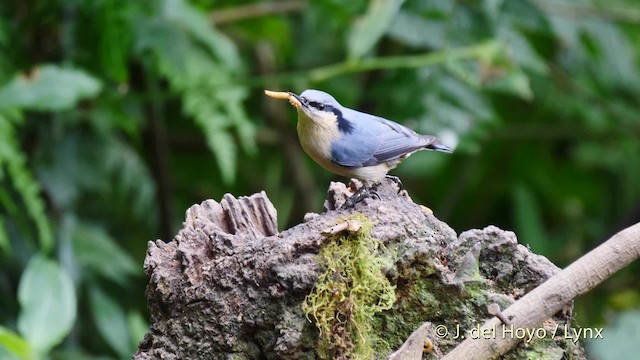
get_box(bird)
[264,89,452,207]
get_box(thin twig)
[487,303,510,325]
[321,220,362,236]
[211,1,307,25]
[249,41,500,86]
[144,69,175,241]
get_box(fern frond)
[103,136,156,222]
[134,0,256,184]
[0,113,54,252]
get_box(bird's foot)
[385,175,403,193]
[340,184,372,209]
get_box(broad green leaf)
[73,221,139,285]
[0,326,31,360]
[347,0,406,60]
[0,65,102,111]
[388,11,446,49]
[127,311,148,350]
[17,255,77,355]
[89,286,132,358]
[582,20,640,90]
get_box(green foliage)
[126,311,149,352]
[0,66,102,111]
[134,0,255,184]
[303,214,396,359]
[17,255,76,357]
[0,218,9,255]
[347,0,406,60]
[0,325,31,360]
[89,286,136,358]
[72,221,139,285]
[0,113,53,253]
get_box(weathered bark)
[134,180,585,359]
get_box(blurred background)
[1,0,639,358]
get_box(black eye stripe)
[309,101,327,110]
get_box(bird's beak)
[264,90,305,109]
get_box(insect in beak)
[264,90,304,109]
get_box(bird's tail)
[424,137,453,153]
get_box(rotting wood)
[134,179,587,359]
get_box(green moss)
[371,273,492,357]
[517,338,563,360]
[302,214,396,359]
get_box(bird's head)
[265,89,342,124]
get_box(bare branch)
[211,1,307,25]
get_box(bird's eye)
[307,101,328,111]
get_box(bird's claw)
[340,184,371,209]
[385,175,403,193]
[340,176,403,209]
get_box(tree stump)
[134,180,585,359]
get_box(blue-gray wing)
[330,109,433,168]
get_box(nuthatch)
[265,89,452,206]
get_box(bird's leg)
[385,175,403,193]
[340,183,372,209]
